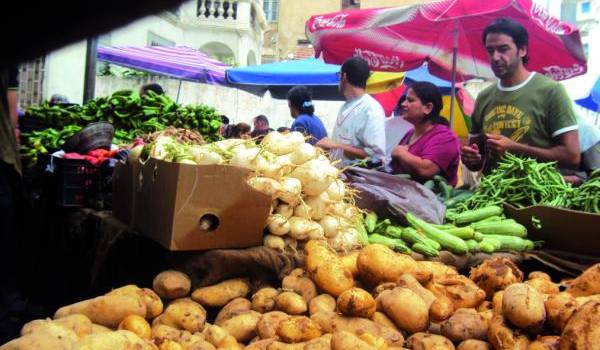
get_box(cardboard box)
[112,160,140,226]
[504,204,600,257]
[132,158,271,251]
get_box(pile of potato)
[3,241,600,350]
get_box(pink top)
[391,124,460,186]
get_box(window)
[147,32,175,47]
[581,1,591,14]
[342,0,359,9]
[583,43,589,58]
[263,0,278,22]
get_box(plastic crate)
[53,157,101,207]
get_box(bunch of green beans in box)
[360,206,537,257]
[452,153,599,214]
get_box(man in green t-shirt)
[461,18,580,174]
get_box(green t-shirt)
[471,73,578,173]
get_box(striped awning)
[97,46,229,85]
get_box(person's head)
[49,94,69,104]
[232,122,252,139]
[401,82,448,126]
[287,86,315,118]
[253,115,270,131]
[220,115,230,125]
[339,57,371,94]
[394,94,407,118]
[482,18,529,80]
[140,83,164,96]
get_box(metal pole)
[449,21,458,130]
[176,79,183,103]
[83,37,98,103]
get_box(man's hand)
[461,143,482,168]
[486,133,517,157]
[316,137,339,150]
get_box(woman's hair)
[287,86,315,116]
[409,81,448,126]
[232,122,251,138]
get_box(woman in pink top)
[391,82,460,186]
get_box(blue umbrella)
[226,57,343,100]
[404,65,452,94]
[575,76,600,112]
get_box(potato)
[179,331,213,350]
[219,310,262,343]
[337,288,376,318]
[54,294,147,328]
[21,314,93,339]
[373,282,397,302]
[396,274,437,309]
[156,298,206,333]
[358,333,389,350]
[215,298,252,326]
[331,331,377,350]
[371,311,400,332]
[492,291,504,314]
[427,274,486,311]
[1,322,78,349]
[487,314,530,350]
[406,332,455,350]
[245,339,276,350]
[430,295,456,322]
[276,316,322,343]
[528,272,551,281]
[565,263,600,297]
[304,240,354,297]
[560,301,600,350]
[266,333,332,350]
[160,339,185,350]
[311,311,404,347]
[91,324,112,334]
[217,335,244,350]
[457,339,493,350]
[477,301,493,313]
[75,330,156,350]
[282,270,318,303]
[419,261,458,280]
[528,336,560,350]
[340,252,360,279]
[309,294,336,316]
[502,283,546,331]
[440,308,488,342]
[469,257,524,299]
[258,311,290,339]
[252,288,280,313]
[544,292,576,333]
[380,288,429,334]
[152,324,183,344]
[479,310,494,325]
[201,324,229,347]
[526,278,559,295]
[357,244,431,286]
[106,285,163,319]
[191,278,250,307]
[153,270,192,300]
[276,292,307,315]
[118,314,152,340]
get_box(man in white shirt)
[317,57,387,167]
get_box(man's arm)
[339,143,369,160]
[486,130,581,168]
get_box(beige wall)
[276,0,341,60]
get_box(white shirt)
[385,114,413,161]
[331,94,387,165]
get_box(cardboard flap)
[171,164,271,250]
[504,204,600,257]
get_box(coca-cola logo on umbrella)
[354,48,404,70]
[311,14,349,30]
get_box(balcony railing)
[197,0,238,20]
